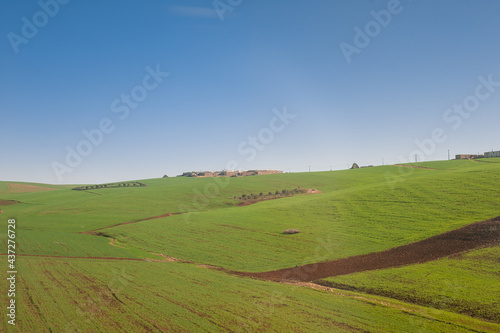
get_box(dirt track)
[244,216,500,282]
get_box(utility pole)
[415,154,417,163]
[448,149,450,160]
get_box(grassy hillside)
[106,161,500,271]
[1,159,499,331]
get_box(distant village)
[161,150,500,178]
[173,170,283,178]
[455,150,500,160]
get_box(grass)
[475,157,500,163]
[0,159,499,331]
[322,245,500,323]
[3,256,498,332]
[105,162,500,271]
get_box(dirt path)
[243,216,500,282]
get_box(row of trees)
[72,182,147,191]
[235,188,307,201]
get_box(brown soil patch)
[244,216,500,282]
[0,199,21,206]
[6,183,58,193]
[0,253,145,261]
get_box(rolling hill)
[1,159,499,332]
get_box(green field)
[5,257,498,333]
[1,159,499,331]
[323,245,500,323]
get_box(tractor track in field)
[80,212,183,235]
[239,216,500,282]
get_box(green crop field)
[4,257,498,333]
[1,159,499,332]
[323,245,500,323]
[106,161,500,271]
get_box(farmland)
[0,159,499,332]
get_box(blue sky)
[1,0,499,184]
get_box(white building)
[484,151,500,158]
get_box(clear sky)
[1,0,499,184]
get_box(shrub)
[283,229,301,234]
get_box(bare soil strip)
[0,199,21,206]
[243,216,500,282]
[6,183,58,193]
